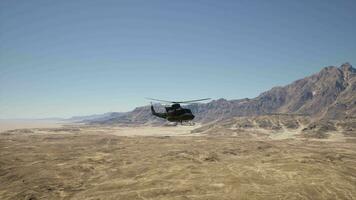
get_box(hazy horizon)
[1,0,356,118]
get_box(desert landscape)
[0,122,356,200]
[2,0,356,199]
[1,64,356,199]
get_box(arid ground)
[0,120,64,133]
[0,124,356,200]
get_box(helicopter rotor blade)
[146,97,211,104]
[173,98,211,104]
[145,98,174,103]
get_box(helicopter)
[147,98,211,124]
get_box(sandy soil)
[74,125,201,137]
[0,125,355,200]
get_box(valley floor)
[0,125,356,200]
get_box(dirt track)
[0,126,356,200]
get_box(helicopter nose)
[190,114,195,120]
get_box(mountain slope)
[188,63,356,122]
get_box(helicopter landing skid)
[180,121,195,126]
[163,122,179,126]
[163,121,195,126]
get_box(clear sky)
[0,0,355,118]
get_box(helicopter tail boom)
[150,105,167,119]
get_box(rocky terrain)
[192,115,356,139]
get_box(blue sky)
[1,0,355,118]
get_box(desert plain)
[0,122,355,200]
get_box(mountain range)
[86,63,355,127]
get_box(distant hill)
[86,105,166,125]
[67,112,124,123]
[88,63,355,125]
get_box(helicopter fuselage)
[151,104,195,122]
[166,109,195,122]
